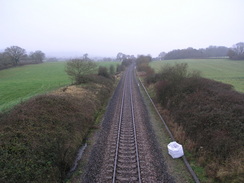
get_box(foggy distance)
[0,0,243,58]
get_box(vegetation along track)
[82,65,174,182]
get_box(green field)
[150,59,244,93]
[0,61,118,112]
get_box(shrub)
[152,66,244,179]
[109,65,115,75]
[121,58,133,67]
[116,64,125,73]
[0,95,90,182]
[0,76,115,183]
[171,78,244,159]
[153,63,199,106]
[150,64,244,180]
[65,59,97,84]
[157,63,189,82]
[98,66,110,78]
[136,55,152,66]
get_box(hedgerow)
[0,75,115,183]
[143,63,244,182]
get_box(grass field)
[150,59,244,93]
[0,61,118,112]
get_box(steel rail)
[112,70,127,183]
[129,68,142,183]
[112,68,142,183]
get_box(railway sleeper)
[116,169,138,174]
[120,129,134,133]
[118,153,136,159]
[119,146,135,151]
[118,157,137,163]
[118,158,137,163]
[119,139,135,143]
[118,149,136,154]
[105,168,113,174]
[119,143,135,147]
[116,175,138,182]
[109,140,117,143]
[117,163,137,169]
[119,140,135,144]
[120,134,134,138]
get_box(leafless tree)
[158,52,166,60]
[65,59,97,84]
[4,46,26,65]
[233,42,244,55]
[116,52,125,62]
[83,53,89,61]
[29,50,46,63]
[228,42,244,60]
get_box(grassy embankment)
[0,61,118,182]
[0,61,118,112]
[150,59,244,93]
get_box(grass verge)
[136,74,194,183]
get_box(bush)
[149,63,244,181]
[98,66,110,78]
[109,65,115,75]
[0,76,115,183]
[171,78,244,159]
[153,63,199,106]
[116,64,125,73]
[121,59,133,67]
[65,59,97,84]
[0,95,90,182]
[136,55,152,66]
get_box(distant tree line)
[163,46,229,60]
[0,45,45,69]
[116,52,136,62]
[159,42,244,61]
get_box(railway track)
[110,65,141,182]
[82,64,174,182]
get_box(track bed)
[82,65,174,182]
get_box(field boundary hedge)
[0,74,115,183]
[138,62,244,182]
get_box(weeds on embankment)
[139,62,244,183]
[0,74,115,183]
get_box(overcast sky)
[0,0,243,57]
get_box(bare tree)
[228,42,244,60]
[83,53,89,61]
[158,52,166,60]
[233,42,244,55]
[65,59,97,84]
[4,46,26,65]
[29,50,46,63]
[116,52,125,62]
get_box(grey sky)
[0,0,243,57]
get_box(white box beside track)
[167,141,184,159]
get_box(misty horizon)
[0,43,235,59]
[1,0,243,58]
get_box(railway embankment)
[0,75,115,183]
[139,62,244,182]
